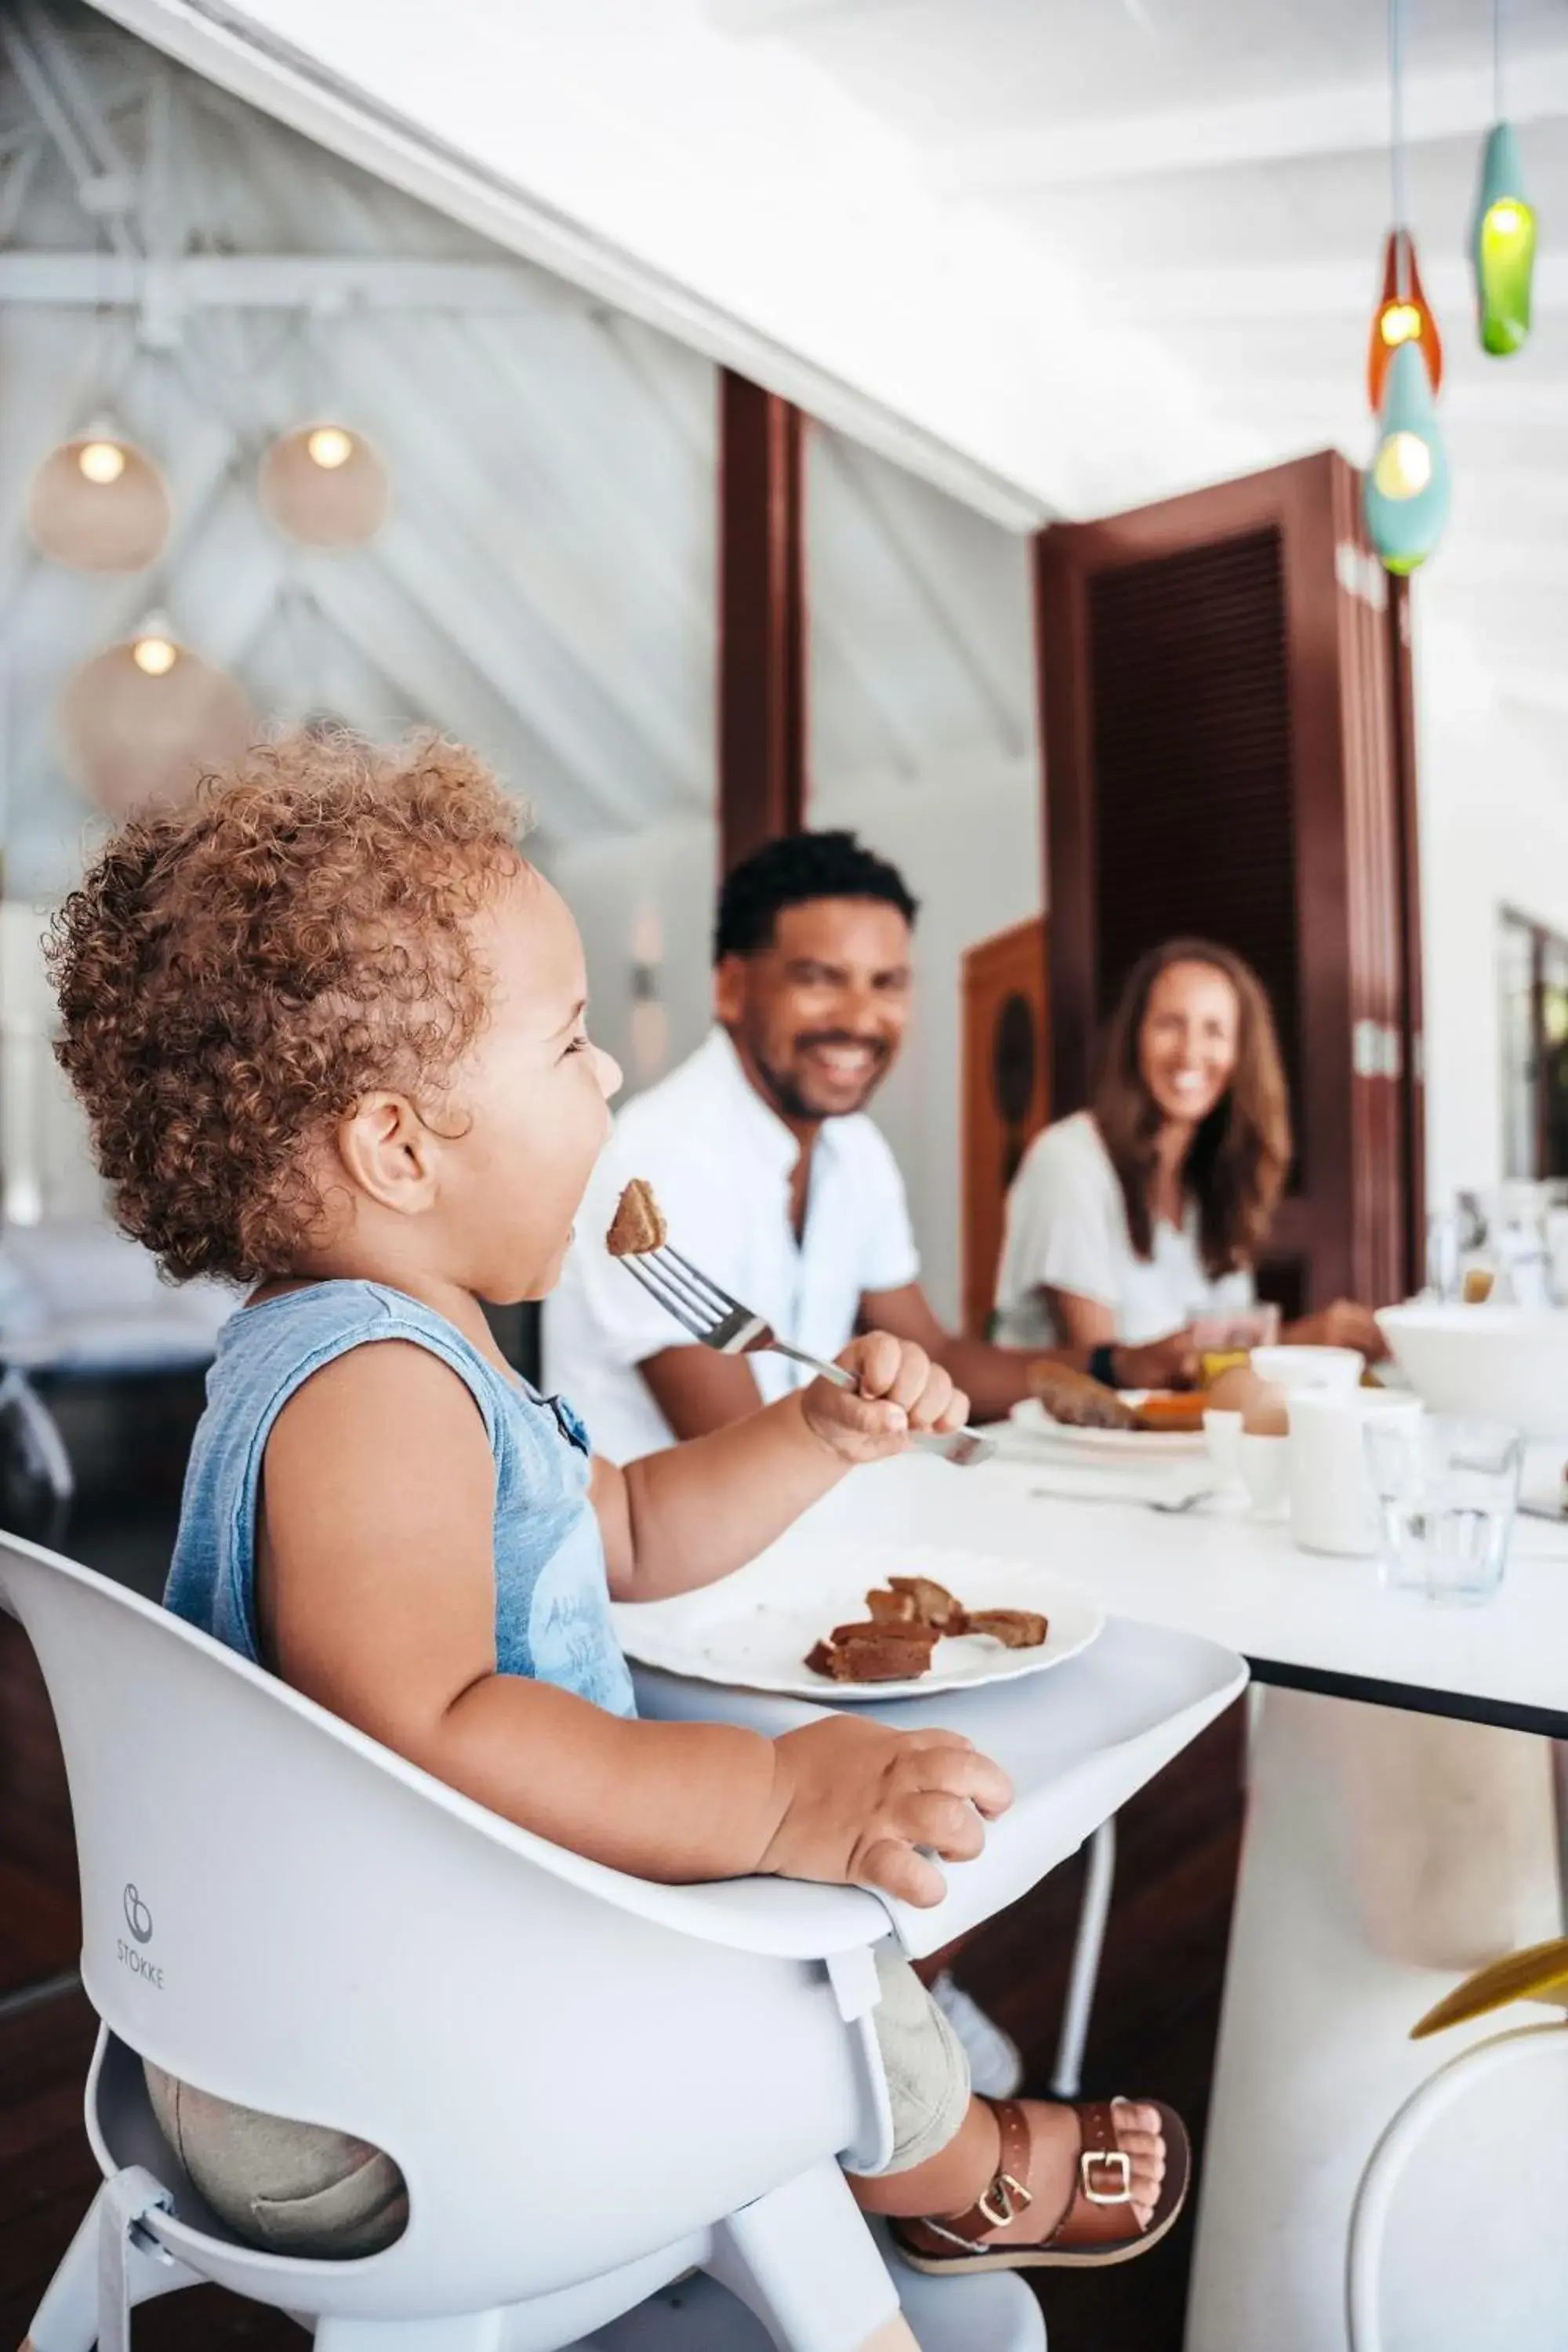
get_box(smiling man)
[546,829,1192,1465]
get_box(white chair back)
[0,1534,886,2323]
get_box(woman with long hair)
[993,938,1384,1360]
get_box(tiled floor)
[0,1379,1243,2351]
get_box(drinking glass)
[1425,1207,1461,1302]
[1363,1414,1523,1606]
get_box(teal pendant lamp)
[1472,119,1535,355]
[1364,339,1450,575]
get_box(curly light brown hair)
[48,730,530,1285]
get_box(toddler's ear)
[338,1093,441,1215]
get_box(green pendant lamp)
[1472,119,1535,355]
[1472,2,1535,356]
[1365,339,1450,575]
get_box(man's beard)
[748,1029,894,1123]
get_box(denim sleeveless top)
[165,1280,635,1718]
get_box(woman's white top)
[993,1109,1254,1347]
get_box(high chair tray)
[633,1611,1246,1958]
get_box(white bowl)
[1376,1301,1568,1440]
[1249,1344,1365,1392]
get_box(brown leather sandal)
[891,2096,1192,2274]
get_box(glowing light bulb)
[1371,430,1433,501]
[77,440,127,486]
[1472,124,1535,356]
[306,426,354,470]
[131,634,178,678]
[1363,340,1449,574]
[1366,230,1442,409]
[1379,301,1422,347]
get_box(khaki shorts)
[143,1951,969,2259]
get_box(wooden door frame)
[960,914,1050,1337]
[717,370,807,872]
[1033,450,1422,1308]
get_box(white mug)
[1287,1389,1424,1556]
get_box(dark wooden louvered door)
[1036,451,1421,1317]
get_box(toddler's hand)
[760,1714,1012,1906]
[801,1331,969,1465]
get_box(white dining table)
[625,1447,1568,2352]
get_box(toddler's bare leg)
[859,2319,921,2352]
[849,2093,1167,2241]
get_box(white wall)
[809,753,1043,1328]
[1418,686,1568,1207]
[542,814,720,1107]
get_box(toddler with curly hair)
[49,731,1178,2307]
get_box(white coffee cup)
[1237,1431,1290,1519]
[1287,1388,1424,1556]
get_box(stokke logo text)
[117,1882,164,1989]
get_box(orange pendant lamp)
[1367,227,1443,410]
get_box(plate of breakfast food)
[614,1544,1105,1702]
[1008,1381,1208,1459]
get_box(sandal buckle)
[1080,2147,1133,2206]
[976,2170,1033,2228]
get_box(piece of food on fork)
[606,1178,668,1258]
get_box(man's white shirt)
[544,1029,920,1462]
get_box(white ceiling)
[719,0,1568,727]
[1,0,1034,895]
[8,0,1559,895]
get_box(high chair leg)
[25,2183,198,2352]
[706,2160,904,2352]
[23,2198,99,2352]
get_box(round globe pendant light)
[259,421,389,548]
[1367,227,1443,410]
[57,622,254,817]
[1364,339,1451,575]
[1472,120,1535,355]
[26,423,171,572]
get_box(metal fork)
[619,1244,998,1467]
[1029,1483,1218,1515]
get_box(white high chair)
[0,1534,1043,2352]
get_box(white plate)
[1007,1394,1207,1461]
[614,1542,1105,1703]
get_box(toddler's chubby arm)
[593,1330,968,1604]
[258,1340,1008,1902]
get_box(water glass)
[1363,1414,1523,1606]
